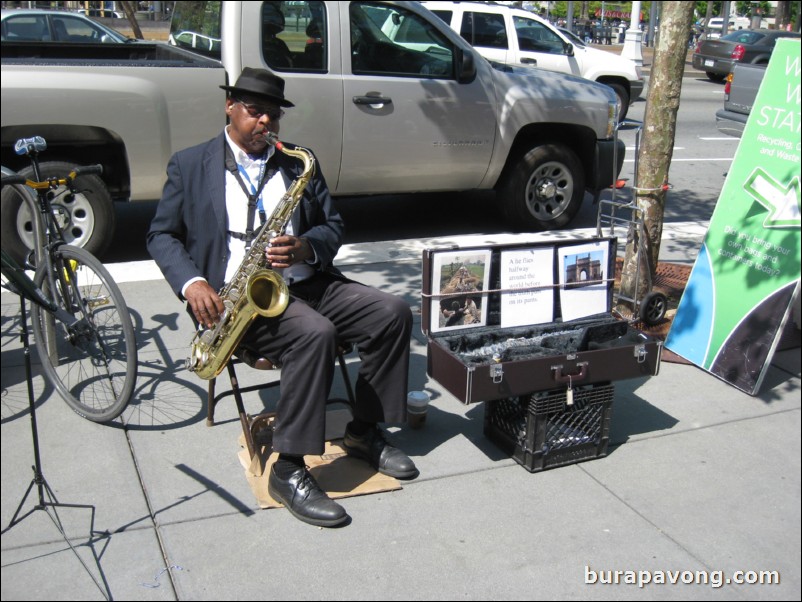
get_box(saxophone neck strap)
[225,144,277,247]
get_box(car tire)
[605,82,630,121]
[0,161,114,266]
[705,71,725,82]
[499,144,585,231]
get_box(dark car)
[692,28,800,81]
[1,9,132,43]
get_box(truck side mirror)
[456,47,477,83]
[564,42,574,57]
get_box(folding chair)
[206,345,356,462]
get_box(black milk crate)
[483,383,614,472]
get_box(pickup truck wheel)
[500,144,585,231]
[706,72,725,82]
[0,161,114,265]
[606,82,630,121]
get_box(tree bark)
[701,1,714,41]
[775,2,791,30]
[617,1,695,318]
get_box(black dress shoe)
[268,465,348,527]
[342,423,419,480]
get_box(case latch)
[634,344,648,363]
[490,363,504,384]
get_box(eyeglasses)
[235,100,285,121]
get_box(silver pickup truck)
[715,62,766,138]
[1,1,623,263]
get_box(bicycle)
[1,136,137,423]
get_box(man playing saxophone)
[147,68,417,528]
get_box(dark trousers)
[241,272,412,455]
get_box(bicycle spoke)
[32,246,137,422]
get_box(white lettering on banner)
[786,54,801,78]
[756,106,801,133]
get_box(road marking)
[699,136,739,141]
[625,157,733,162]
[626,146,685,151]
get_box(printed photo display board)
[428,239,612,333]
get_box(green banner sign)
[666,38,801,395]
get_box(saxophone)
[187,132,315,380]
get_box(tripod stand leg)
[2,295,111,600]
[2,477,38,534]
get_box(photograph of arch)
[564,252,604,290]
[558,242,610,321]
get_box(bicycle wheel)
[31,245,137,422]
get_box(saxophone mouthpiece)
[263,131,279,147]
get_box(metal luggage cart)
[596,120,668,326]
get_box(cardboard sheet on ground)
[237,409,401,509]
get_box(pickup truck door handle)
[353,95,392,106]
[521,58,537,66]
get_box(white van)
[422,1,643,119]
[705,16,752,38]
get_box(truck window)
[513,16,565,54]
[169,1,222,59]
[262,1,327,72]
[349,3,454,78]
[1,14,50,41]
[459,11,507,50]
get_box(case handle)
[551,362,588,383]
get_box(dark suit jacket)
[147,132,345,299]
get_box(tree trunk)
[120,0,144,40]
[701,1,714,41]
[775,2,791,30]
[617,1,695,319]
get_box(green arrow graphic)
[743,167,801,228]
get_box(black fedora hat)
[220,67,294,108]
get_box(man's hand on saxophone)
[266,235,311,268]
[185,281,225,328]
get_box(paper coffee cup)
[407,390,429,429]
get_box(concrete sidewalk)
[2,225,800,601]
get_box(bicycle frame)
[1,248,96,345]
[5,139,105,345]
[0,165,46,270]
[2,139,138,422]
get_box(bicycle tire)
[31,245,137,422]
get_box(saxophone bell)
[247,269,289,318]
